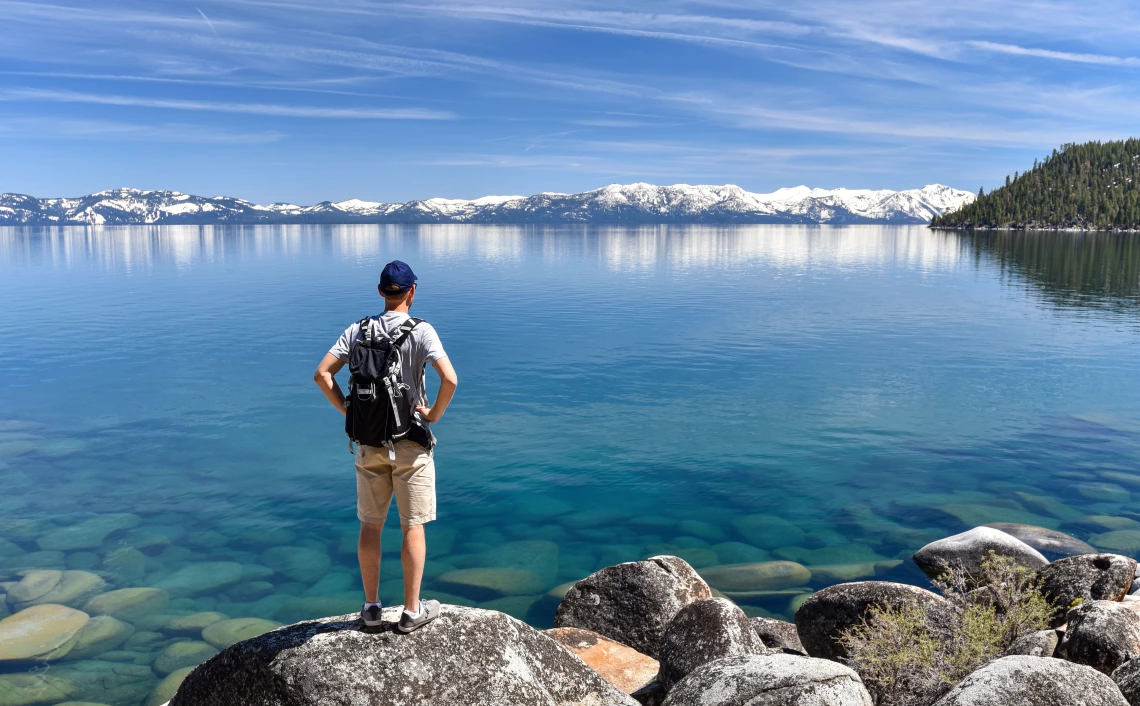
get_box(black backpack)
[344,316,432,455]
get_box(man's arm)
[313,353,348,415]
[415,356,458,423]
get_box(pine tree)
[935,139,1140,230]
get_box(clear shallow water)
[2,224,1140,704]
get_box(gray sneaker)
[360,603,383,627]
[397,599,440,633]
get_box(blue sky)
[1,0,1138,203]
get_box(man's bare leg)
[359,522,383,603]
[401,523,426,613]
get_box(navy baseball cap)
[380,260,417,295]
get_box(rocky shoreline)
[150,523,1140,706]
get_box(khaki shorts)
[355,440,436,527]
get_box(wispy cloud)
[3,89,455,120]
[0,116,282,143]
[968,41,1140,67]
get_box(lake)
[2,224,1140,705]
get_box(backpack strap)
[389,317,422,346]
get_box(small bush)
[840,552,1054,706]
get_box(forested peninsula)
[932,139,1140,231]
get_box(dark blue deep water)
[2,224,1140,704]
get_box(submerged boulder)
[1059,600,1140,674]
[554,555,711,658]
[661,653,872,706]
[1040,554,1137,626]
[985,522,1097,560]
[794,581,945,660]
[913,527,1047,580]
[658,598,768,688]
[171,606,637,706]
[931,655,1127,706]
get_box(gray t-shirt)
[330,311,447,425]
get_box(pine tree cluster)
[932,139,1140,230]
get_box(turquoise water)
[2,224,1140,704]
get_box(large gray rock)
[750,617,805,654]
[1041,554,1137,626]
[1004,629,1060,657]
[554,555,711,658]
[794,581,946,660]
[932,655,1127,706]
[1112,658,1140,706]
[658,598,768,688]
[661,653,872,706]
[171,606,637,706]
[1059,600,1140,674]
[913,526,1048,580]
[986,522,1098,561]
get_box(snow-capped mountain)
[0,184,973,226]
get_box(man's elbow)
[445,372,459,388]
[313,370,327,385]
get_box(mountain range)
[0,183,973,226]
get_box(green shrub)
[840,552,1054,706]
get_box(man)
[313,260,458,632]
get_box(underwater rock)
[985,522,1097,560]
[147,667,194,706]
[698,562,811,592]
[201,617,283,649]
[912,526,1047,580]
[545,626,659,695]
[303,572,354,596]
[164,611,229,635]
[48,660,158,706]
[153,640,218,675]
[238,528,297,547]
[0,673,74,706]
[260,547,331,584]
[1092,531,1140,555]
[59,615,134,661]
[231,582,274,601]
[5,570,62,606]
[732,515,805,550]
[0,551,65,571]
[932,655,1127,706]
[477,595,541,621]
[677,521,727,543]
[151,562,243,597]
[102,548,146,584]
[1078,483,1132,504]
[710,542,770,565]
[82,588,170,621]
[10,571,106,611]
[37,515,141,552]
[172,606,637,706]
[935,504,1058,529]
[661,653,872,706]
[438,567,546,598]
[658,598,769,689]
[0,604,90,661]
[555,556,711,659]
[457,540,560,585]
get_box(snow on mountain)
[0,184,974,226]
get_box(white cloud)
[3,89,455,120]
[968,41,1140,67]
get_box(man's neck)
[384,304,411,314]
